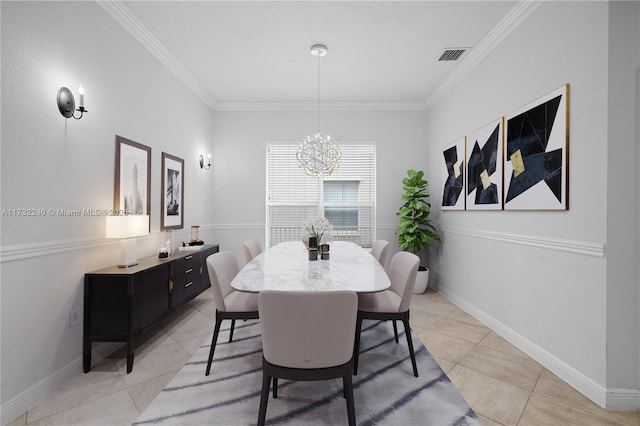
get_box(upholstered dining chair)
[353,251,420,377]
[370,239,390,266]
[242,239,263,263]
[257,290,358,426]
[205,251,259,376]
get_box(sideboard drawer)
[172,254,201,306]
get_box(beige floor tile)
[159,305,214,343]
[417,328,477,364]
[128,371,178,413]
[26,360,126,423]
[409,309,443,332]
[446,308,486,327]
[534,369,640,424]
[114,342,192,388]
[479,332,533,361]
[177,331,213,356]
[458,345,543,391]
[448,365,530,425]
[5,413,26,426]
[422,288,452,303]
[188,288,216,317]
[478,413,506,426]
[519,393,639,426]
[189,295,216,320]
[29,389,139,426]
[411,297,459,317]
[429,317,491,344]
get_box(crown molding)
[214,100,429,112]
[424,0,544,109]
[95,1,218,111]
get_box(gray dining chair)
[370,239,390,266]
[205,251,259,376]
[353,251,420,377]
[257,290,358,426]
[242,239,263,263]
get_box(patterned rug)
[135,319,481,425]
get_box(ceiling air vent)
[438,48,468,61]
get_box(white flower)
[302,216,333,239]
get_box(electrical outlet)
[69,307,80,328]
[466,271,471,284]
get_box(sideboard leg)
[83,341,91,373]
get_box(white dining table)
[231,240,390,293]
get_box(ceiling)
[104,1,521,110]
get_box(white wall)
[605,0,640,396]
[208,109,430,268]
[1,2,216,420]
[425,0,639,409]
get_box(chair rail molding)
[442,227,606,258]
[0,224,265,263]
[0,237,113,263]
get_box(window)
[266,143,376,248]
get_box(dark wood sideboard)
[83,244,219,373]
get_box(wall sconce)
[199,153,211,170]
[57,86,87,119]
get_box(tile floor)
[6,288,640,425]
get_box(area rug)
[134,319,481,425]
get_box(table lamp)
[106,215,149,267]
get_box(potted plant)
[396,169,441,293]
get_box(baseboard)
[433,284,638,411]
[606,389,640,411]
[0,342,122,426]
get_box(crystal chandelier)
[297,44,341,176]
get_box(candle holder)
[308,248,318,261]
[190,225,204,245]
[308,236,318,250]
[320,244,330,260]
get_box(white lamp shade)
[106,215,149,239]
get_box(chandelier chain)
[317,53,321,133]
[297,43,341,177]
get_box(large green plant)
[396,169,441,256]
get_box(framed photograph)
[441,137,466,211]
[161,152,184,230]
[466,118,503,210]
[114,135,151,223]
[504,84,569,210]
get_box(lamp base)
[117,238,139,268]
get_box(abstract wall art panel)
[441,137,466,210]
[465,118,503,210]
[504,84,569,210]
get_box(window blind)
[266,143,376,248]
